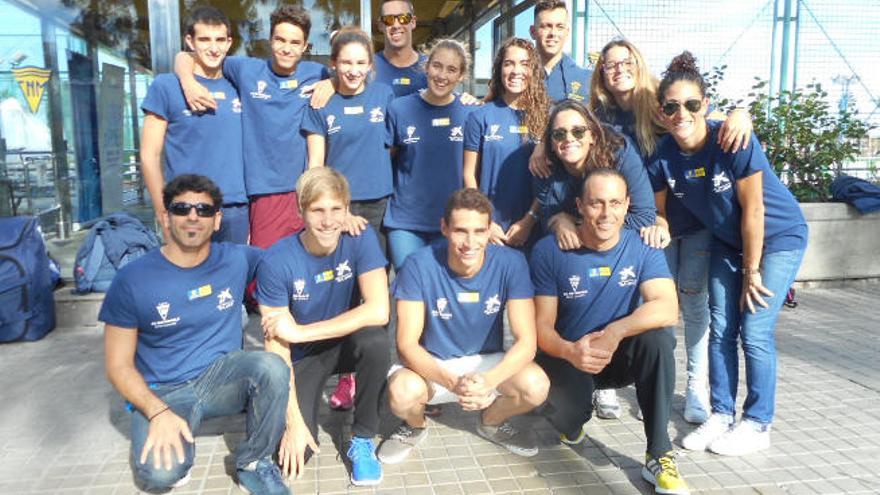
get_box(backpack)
[0,216,57,343]
[73,212,160,294]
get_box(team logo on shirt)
[617,266,637,287]
[232,98,242,113]
[589,266,612,277]
[449,126,464,142]
[216,287,234,311]
[212,91,226,100]
[151,302,180,328]
[315,270,335,283]
[457,292,480,303]
[712,172,732,193]
[393,77,411,86]
[485,124,503,142]
[667,177,684,198]
[250,80,271,100]
[563,275,588,299]
[327,115,341,134]
[483,294,501,315]
[369,107,385,123]
[685,167,706,179]
[509,125,528,134]
[431,297,452,320]
[292,279,309,301]
[567,81,585,101]
[432,117,450,127]
[335,260,353,282]
[403,125,420,144]
[182,109,192,117]
[279,79,298,90]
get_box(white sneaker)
[681,413,733,451]
[593,389,621,419]
[709,419,771,456]
[683,385,710,424]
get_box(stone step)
[54,287,104,329]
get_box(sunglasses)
[379,13,413,26]
[662,99,703,116]
[551,126,589,141]
[168,202,218,218]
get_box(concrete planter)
[797,202,880,281]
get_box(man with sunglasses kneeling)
[101,174,290,494]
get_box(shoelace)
[656,455,681,478]
[497,422,518,437]
[390,424,416,441]
[347,438,374,461]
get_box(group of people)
[102,1,808,494]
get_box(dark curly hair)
[658,51,707,103]
[487,37,549,142]
[163,174,223,209]
[543,100,625,175]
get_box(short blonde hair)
[295,168,351,212]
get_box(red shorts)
[249,191,304,249]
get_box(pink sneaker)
[330,374,356,410]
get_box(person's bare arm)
[463,149,479,189]
[736,171,772,313]
[306,79,337,109]
[396,299,460,391]
[173,52,216,112]
[640,189,671,249]
[105,324,193,470]
[306,134,326,169]
[140,113,168,222]
[261,268,389,343]
[479,298,537,389]
[505,200,539,247]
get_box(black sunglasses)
[168,202,218,218]
[662,99,702,116]
[551,126,589,141]
[379,13,413,26]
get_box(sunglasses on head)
[662,99,702,116]
[168,202,218,218]
[551,126,589,141]
[379,13,413,26]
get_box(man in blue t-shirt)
[377,189,550,464]
[530,0,593,103]
[256,168,390,487]
[175,5,331,250]
[530,168,690,495]
[373,0,428,97]
[100,175,289,494]
[140,7,247,244]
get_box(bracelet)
[741,267,760,275]
[527,209,540,220]
[148,405,170,422]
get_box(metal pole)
[779,0,793,95]
[40,16,72,238]
[769,0,779,103]
[127,57,144,204]
[148,0,181,74]
[359,0,371,39]
[791,0,801,91]
[467,0,476,96]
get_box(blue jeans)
[708,241,805,425]
[214,203,250,244]
[665,229,711,385]
[130,351,289,491]
[387,229,442,270]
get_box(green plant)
[744,79,872,202]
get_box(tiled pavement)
[1,285,878,494]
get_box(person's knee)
[508,364,551,408]
[638,330,676,361]
[353,328,391,362]
[134,458,192,492]
[387,370,428,412]
[251,352,290,390]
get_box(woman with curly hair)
[463,37,549,248]
[645,51,807,457]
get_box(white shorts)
[389,352,505,405]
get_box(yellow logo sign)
[12,66,51,114]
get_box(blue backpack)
[74,212,160,294]
[0,216,57,343]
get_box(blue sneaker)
[347,436,382,486]
[237,457,288,495]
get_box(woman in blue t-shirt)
[646,52,808,458]
[463,37,549,248]
[384,39,473,270]
[303,27,394,253]
[534,99,655,248]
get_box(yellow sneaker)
[641,452,690,495]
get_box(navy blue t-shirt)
[533,133,655,232]
[98,243,262,385]
[530,230,670,342]
[255,227,387,359]
[301,83,395,201]
[393,242,534,359]
[384,94,473,232]
[373,52,428,98]
[141,74,246,204]
[464,98,536,230]
[545,54,593,104]
[647,121,808,253]
[222,57,330,196]
[594,105,704,237]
